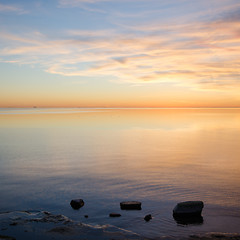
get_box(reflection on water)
[0,108,240,239]
[173,214,204,225]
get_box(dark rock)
[173,201,204,217]
[173,214,203,225]
[9,222,17,226]
[120,201,142,210]
[144,214,152,221]
[43,211,50,215]
[84,215,88,218]
[70,199,84,210]
[109,213,121,217]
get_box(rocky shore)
[0,210,142,240]
[0,200,239,240]
[1,210,240,240]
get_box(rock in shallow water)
[173,201,204,217]
[70,199,84,210]
[120,201,142,210]
[144,214,152,222]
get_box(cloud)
[59,0,141,5]
[59,0,108,4]
[58,0,110,8]
[0,3,27,14]
[58,0,111,13]
[1,3,240,91]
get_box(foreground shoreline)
[1,210,240,240]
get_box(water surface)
[0,108,240,239]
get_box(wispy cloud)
[0,3,27,14]
[1,3,240,91]
[59,0,142,5]
[59,0,109,4]
[58,0,111,13]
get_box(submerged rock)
[47,226,75,235]
[9,223,17,226]
[70,199,84,210]
[0,210,143,240]
[189,233,240,240]
[120,201,142,210]
[109,213,121,217]
[173,201,204,217]
[144,214,152,222]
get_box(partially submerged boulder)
[174,214,203,225]
[120,201,142,210]
[70,199,84,210]
[173,201,204,217]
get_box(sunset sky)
[0,0,240,108]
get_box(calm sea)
[0,108,240,239]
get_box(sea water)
[0,108,240,239]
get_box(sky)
[0,0,240,108]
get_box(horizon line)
[1,107,240,109]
